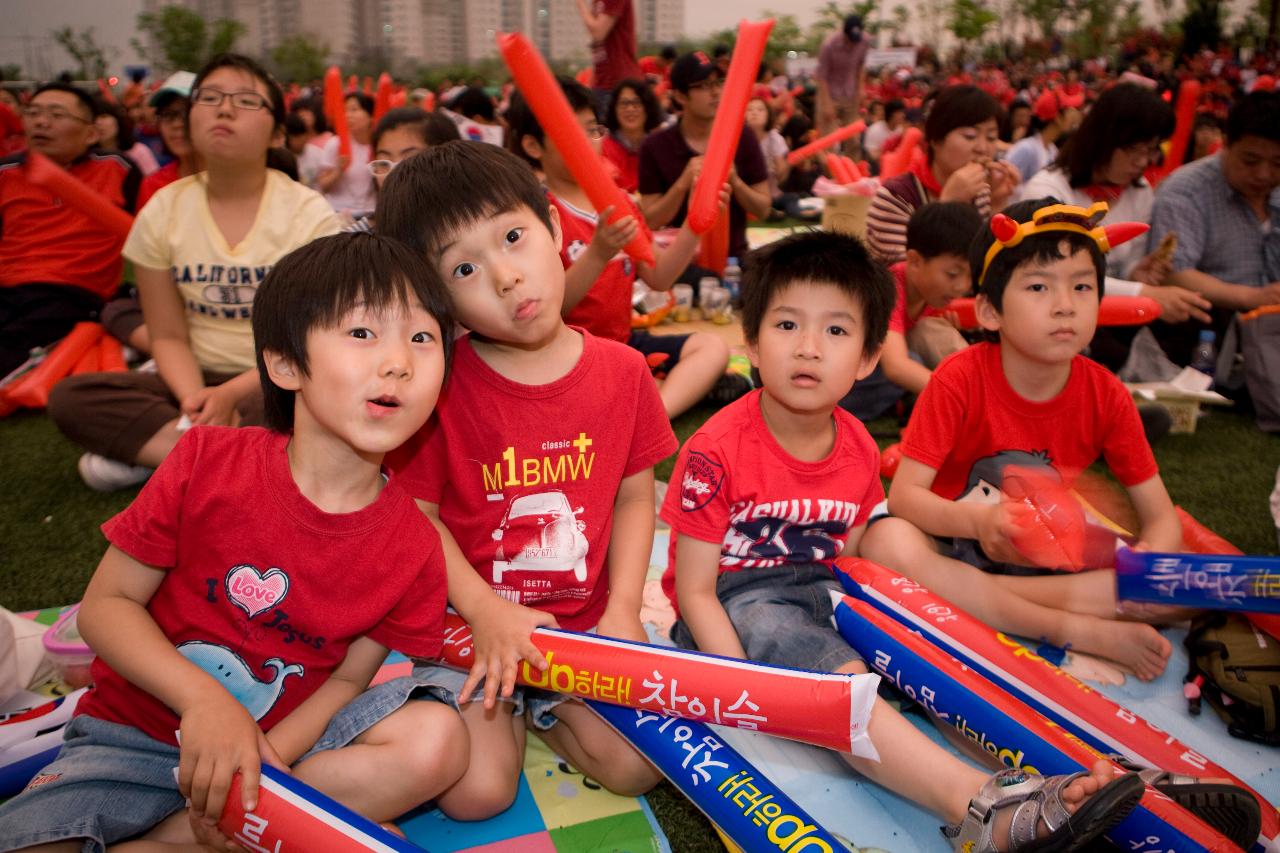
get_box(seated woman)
[744,95,791,221]
[346,106,461,232]
[1021,83,1212,334]
[602,78,664,194]
[867,84,1021,266]
[49,53,339,491]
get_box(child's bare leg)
[536,700,662,797]
[657,332,728,418]
[293,701,469,822]
[434,701,526,821]
[861,519,1171,680]
[134,419,184,468]
[987,570,1118,618]
[836,660,1119,848]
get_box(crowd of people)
[0,9,1279,850]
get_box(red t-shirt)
[390,332,677,631]
[81,427,447,746]
[138,159,181,210]
[552,192,635,343]
[0,150,140,298]
[659,390,884,613]
[887,261,945,335]
[602,134,640,194]
[900,342,1158,501]
[590,0,641,91]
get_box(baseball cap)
[670,51,717,93]
[149,71,195,109]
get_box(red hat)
[1033,89,1061,121]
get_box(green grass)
[2,403,1278,849]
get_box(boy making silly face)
[379,141,676,820]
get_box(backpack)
[1184,612,1280,746]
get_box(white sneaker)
[77,453,153,492]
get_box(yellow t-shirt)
[123,170,340,375]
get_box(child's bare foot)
[1096,619,1172,681]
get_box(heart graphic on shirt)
[224,565,289,619]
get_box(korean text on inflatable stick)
[218,764,425,853]
[497,31,654,266]
[832,592,1238,852]
[591,700,843,853]
[836,558,1280,853]
[438,613,879,757]
[785,120,867,165]
[686,18,775,234]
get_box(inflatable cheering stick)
[686,19,774,234]
[498,32,654,266]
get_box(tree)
[51,27,113,79]
[1179,0,1224,56]
[272,34,329,84]
[948,0,997,53]
[0,64,22,83]
[133,6,245,75]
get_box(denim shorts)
[0,684,448,852]
[397,662,571,732]
[669,562,862,672]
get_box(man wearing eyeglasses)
[638,51,771,263]
[0,83,140,376]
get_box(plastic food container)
[42,605,94,688]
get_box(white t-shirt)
[1020,167,1153,296]
[318,136,376,216]
[863,120,892,160]
[760,129,789,199]
[123,170,340,374]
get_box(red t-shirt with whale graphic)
[659,389,883,614]
[78,426,446,747]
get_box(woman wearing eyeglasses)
[344,107,461,234]
[49,54,340,491]
[602,79,663,194]
[1020,83,1212,329]
[315,92,376,221]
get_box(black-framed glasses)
[191,87,269,111]
[23,105,91,124]
[156,106,187,123]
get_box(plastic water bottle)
[1190,329,1217,379]
[723,256,741,306]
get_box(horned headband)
[979,201,1149,286]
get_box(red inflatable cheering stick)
[785,120,867,165]
[498,31,654,266]
[373,72,394,123]
[26,151,134,242]
[879,126,922,179]
[324,66,351,159]
[1002,467,1088,571]
[686,19,775,234]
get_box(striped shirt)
[866,169,991,266]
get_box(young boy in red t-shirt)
[664,229,1141,852]
[379,140,676,820]
[863,197,1183,681]
[0,233,466,850]
[505,78,737,418]
[879,201,982,395]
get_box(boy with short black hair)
[505,78,735,417]
[863,197,1184,682]
[378,140,674,820]
[664,228,1141,853]
[879,201,983,395]
[0,232,467,851]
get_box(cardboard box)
[1126,368,1232,434]
[820,194,872,239]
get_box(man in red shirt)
[576,0,641,102]
[0,83,138,375]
